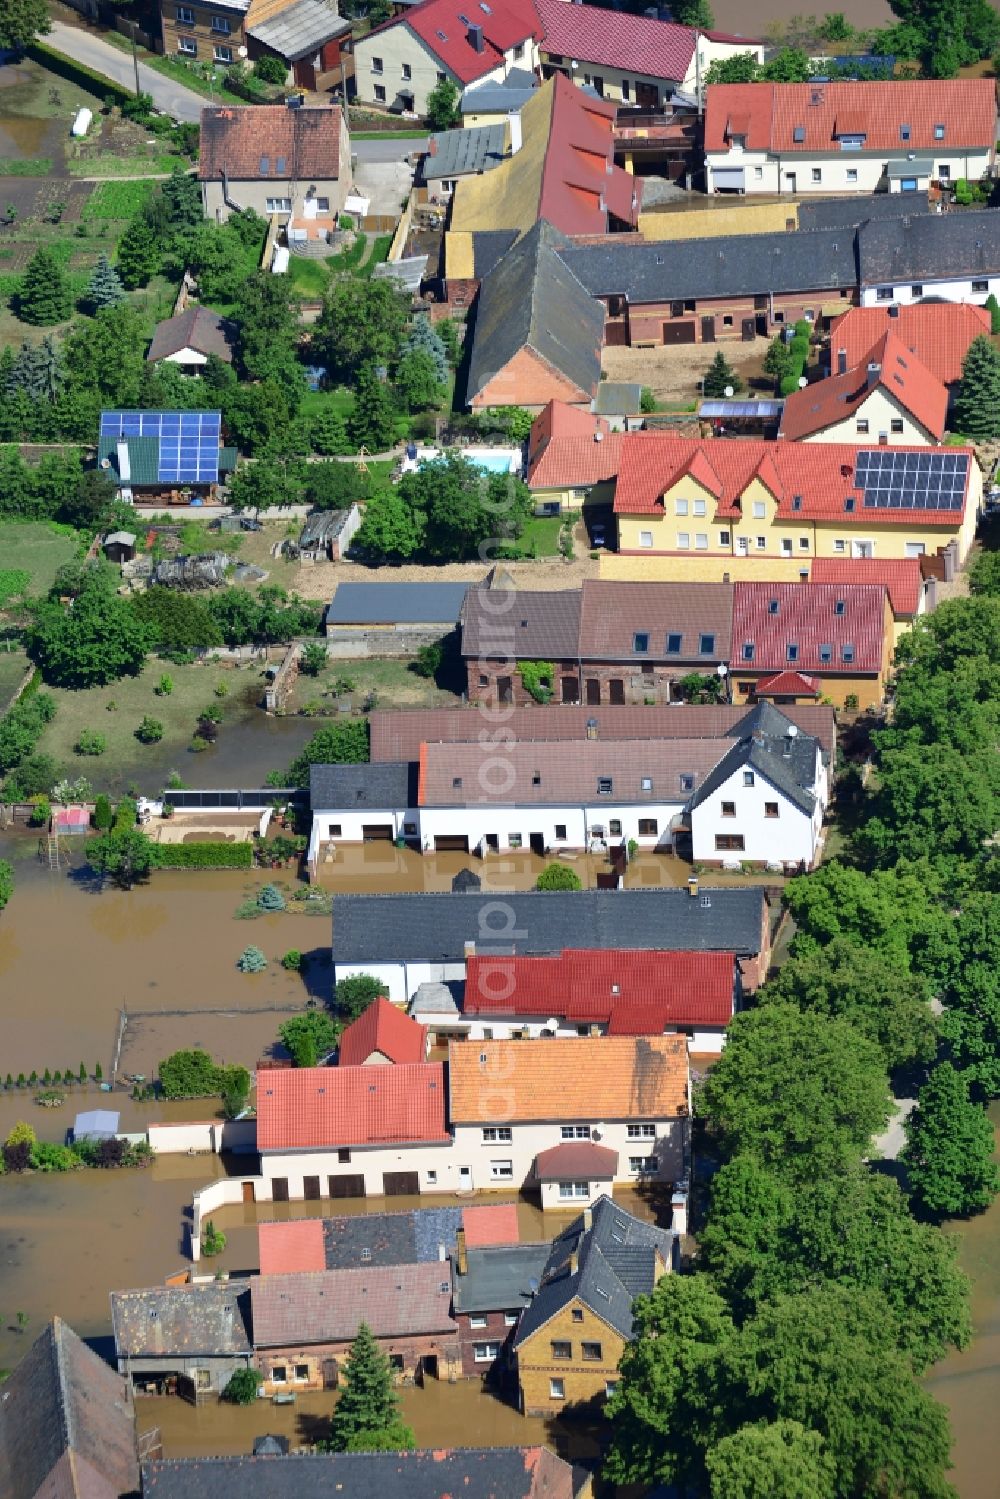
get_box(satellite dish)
[798,376,808,388]
[100,459,111,469]
[787,724,799,737]
[724,385,734,398]
[546,1018,559,1032]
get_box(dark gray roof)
[309,761,416,812]
[687,702,819,818]
[467,220,605,405]
[453,1243,552,1314]
[141,1447,579,1498]
[325,581,469,625]
[110,1282,252,1358]
[424,123,507,181]
[797,193,931,231]
[320,1207,465,1269]
[885,158,937,179]
[460,584,582,660]
[461,68,539,114]
[147,305,235,363]
[299,507,355,549]
[594,381,642,416]
[857,208,1000,287]
[513,1197,671,1347]
[247,0,349,60]
[332,886,768,963]
[560,226,858,304]
[473,229,519,279]
[0,1318,140,1499]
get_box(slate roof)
[466,219,605,406]
[535,1142,618,1182]
[147,306,235,364]
[811,556,924,615]
[250,1263,457,1345]
[199,104,343,182]
[472,228,519,278]
[731,581,887,676]
[424,122,507,180]
[338,996,427,1066]
[777,330,947,441]
[685,707,819,818]
[560,226,857,304]
[418,736,728,807]
[453,1244,552,1314]
[0,1317,140,1499]
[858,208,1000,287]
[331,886,769,962]
[111,1282,252,1358]
[448,1035,688,1124]
[796,193,932,230]
[257,1062,449,1151]
[369,703,837,762]
[326,581,469,625]
[705,78,997,154]
[513,1196,671,1347]
[827,301,992,385]
[595,381,643,416]
[141,1447,578,1499]
[310,761,416,812]
[464,948,737,1026]
[247,0,350,60]
[260,1207,490,1275]
[461,582,582,660]
[461,68,539,115]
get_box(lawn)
[83,179,157,221]
[0,645,31,712]
[288,233,395,299]
[33,657,247,782]
[66,152,180,178]
[287,655,463,715]
[511,514,563,557]
[0,521,80,597]
[97,28,248,107]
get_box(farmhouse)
[198,102,352,227]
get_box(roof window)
[934,123,945,139]
[834,598,846,615]
[436,28,448,40]
[767,598,779,615]
[900,123,910,141]
[666,632,682,654]
[532,772,541,785]
[453,776,463,787]
[819,643,832,663]
[633,631,649,653]
[259,155,269,173]
[793,125,805,142]
[699,633,716,654]
[792,495,802,511]
[458,11,471,21]
[275,156,286,174]
[640,776,653,792]
[844,496,855,512]
[842,643,855,663]
[742,642,755,661]
[597,776,613,795]
[787,643,799,663]
[679,773,694,792]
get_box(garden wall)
[323,625,454,659]
[148,1118,256,1155]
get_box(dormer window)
[730,132,746,149]
[633,632,649,653]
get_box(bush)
[640,386,656,414]
[149,841,254,870]
[93,793,113,830]
[159,1048,251,1101]
[201,1219,227,1256]
[31,1141,80,1172]
[223,1368,262,1404]
[282,948,302,970]
[0,690,56,777]
[136,715,164,744]
[257,883,285,910]
[253,53,287,84]
[299,642,328,677]
[535,862,583,891]
[519,661,555,705]
[74,729,106,756]
[28,796,51,828]
[156,674,174,696]
[411,643,442,679]
[237,945,267,973]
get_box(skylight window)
[934,123,945,139]
[793,125,805,143]
[598,777,613,795]
[835,598,846,615]
[792,495,802,511]
[275,156,286,175]
[787,643,799,663]
[767,598,779,615]
[666,633,682,654]
[742,642,755,661]
[259,155,269,173]
[633,632,650,653]
[436,28,448,40]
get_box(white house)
[146,307,235,373]
[857,209,1000,309]
[778,331,947,446]
[705,79,997,196]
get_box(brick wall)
[455,1310,519,1379]
[604,287,857,347]
[472,347,593,413]
[466,659,711,708]
[256,1329,462,1392]
[516,1300,626,1417]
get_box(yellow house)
[603,434,980,584]
[512,1196,673,1417]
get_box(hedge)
[28,41,134,108]
[150,841,254,869]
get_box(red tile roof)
[753,670,822,698]
[705,78,997,154]
[827,302,992,387]
[257,1063,449,1152]
[811,556,923,616]
[534,1141,618,1182]
[527,400,620,489]
[338,997,427,1067]
[778,331,947,442]
[534,0,695,83]
[732,581,887,676]
[372,0,541,86]
[538,73,640,235]
[612,433,975,522]
[250,1262,457,1346]
[462,1203,521,1247]
[199,104,342,182]
[258,1219,326,1276]
[465,948,736,1027]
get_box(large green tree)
[231,269,303,390]
[706,1421,836,1499]
[131,588,223,653]
[348,363,398,451]
[698,1006,891,1182]
[395,453,531,561]
[425,77,460,130]
[326,1322,415,1453]
[116,216,161,290]
[86,829,154,890]
[286,720,370,788]
[354,487,424,561]
[759,935,936,1070]
[903,1062,999,1219]
[18,247,72,327]
[937,892,1000,1096]
[84,253,125,312]
[27,571,152,688]
[335,973,389,1024]
[862,741,1000,868]
[954,334,1000,440]
[316,279,411,379]
[883,0,1000,74]
[0,0,51,51]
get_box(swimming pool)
[405,445,523,477]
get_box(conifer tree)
[954,334,1000,441]
[18,248,72,327]
[702,349,744,398]
[85,253,126,311]
[400,315,449,382]
[327,1322,416,1453]
[349,363,397,451]
[116,218,160,291]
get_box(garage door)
[434,835,470,853]
[713,167,746,191]
[328,1174,366,1198]
[362,824,394,841]
[383,1170,420,1196]
[663,321,696,345]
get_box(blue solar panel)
[855,449,968,510]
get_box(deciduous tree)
[86,829,154,889]
[354,486,424,561]
[316,279,410,379]
[27,571,152,687]
[0,0,51,51]
[903,1061,1000,1218]
[286,720,370,788]
[425,77,460,130]
[706,1421,836,1499]
[334,973,389,1024]
[278,1011,338,1067]
[348,364,398,452]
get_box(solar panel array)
[855,448,969,510]
[99,410,222,486]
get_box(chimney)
[569,1249,579,1274]
[799,567,809,580]
[582,1206,592,1231]
[925,574,937,609]
[866,361,881,390]
[456,1228,468,1275]
[116,440,131,483]
[671,1185,689,1237]
[438,1241,447,1261]
[687,875,699,899]
[507,109,522,157]
[464,939,476,959]
[836,348,848,374]
[467,22,484,51]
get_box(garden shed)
[73,1110,120,1142]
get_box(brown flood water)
[709,0,892,35]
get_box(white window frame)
[490,1159,514,1180]
[549,1378,565,1400]
[626,1123,656,1138]
[213,44,233,62]
[372,56,384,73]
[692,498,706,516]
[211,16,231,33]
[469,1314,488,1329]
[628,1155,659,1174]
[474,1341,500,1362]
[178,36,197,55]
[265,197,292,213]
[695,533,708,550]
[504,1311,519,1326]
[675,498,688,515]
[752,500,766,519]
[560,1125,590,1140]
[176,5,194,22]
[676,532,690,550]
[482,1126,512,1143]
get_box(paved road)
[47,18,205,123]
[352,134,427,162]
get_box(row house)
[452,1239,551,1379]
[810,556,931,649]
[825,302,991,394]
[251,1034,690,1202]
[309,703,828,867]
[329,885,773,1000]
[777,332,948,445]
[704,79,997,196]
[858,209,1000,308]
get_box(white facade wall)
[353,26,535,115]
[800,384,936,446]
[706,147,989,196]
[452,1118,685,1189]
[309,806,415,864]
[335,960,465,1006]
[540,1176,614,1210]
[860,273,1000,308]
[689,759,823,868]
[259,1138,457,1200]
